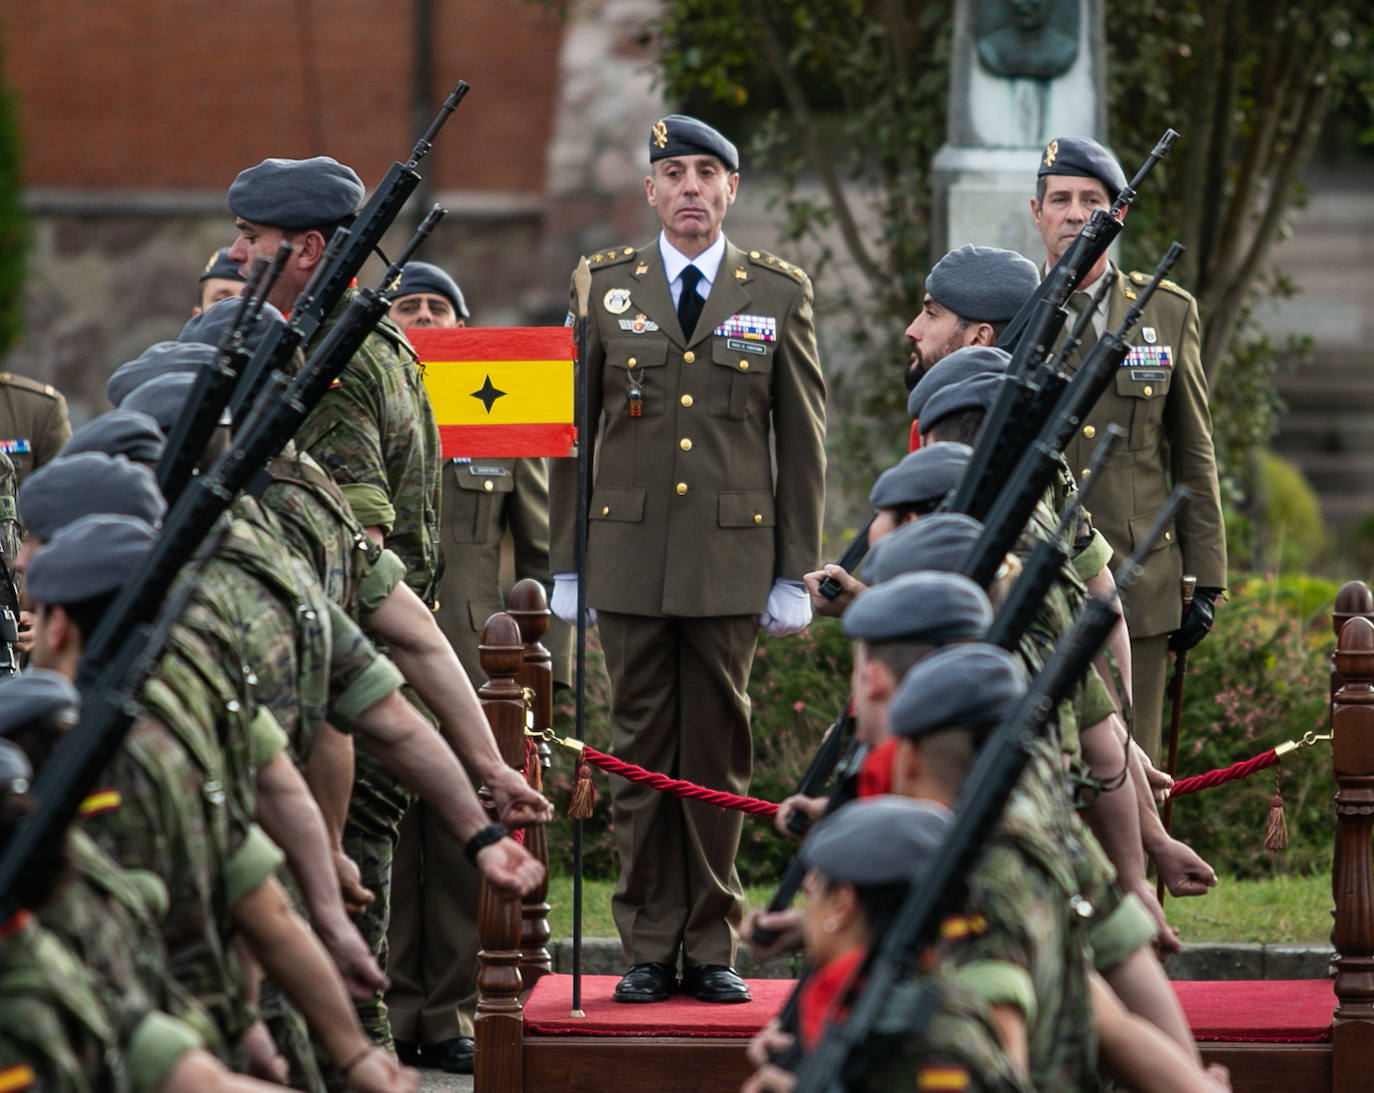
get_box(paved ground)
[417,1070,472,1092]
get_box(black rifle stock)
[791,489,1188,1093]
[0,211,445,918]
[227,80,469,423]
[998,128,1178,353]
[817,516,876,601]
[964,243,1184,589]
[158,247,291,504]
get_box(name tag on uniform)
[1130,368,1169,382]
[728,339,767,355]
[1121,346,1172,368]
[469,465,508,477]
[0,438,30,455]
[714,314,776,342]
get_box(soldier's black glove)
[1168,587,1222,653]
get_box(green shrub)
[1168,573,1338,879]
[1227,450,1330,575]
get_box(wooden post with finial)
[1331,614,1374,1091]
[1330,581,1373,717]
[474,612,527,1090]
[508,577,553,984]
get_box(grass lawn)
[543,870,1334,946]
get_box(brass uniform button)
[627,357,637,367]
[1081,468,1092,478]
[1164,531,1173,541]
[675,482,688,495]
[683,350,696,364]
[1082,425,1096,439]
[738,360,749,371]
[1143,385,1153,397]
[483,480,494,492]
[680,394,694,407]
[753,513,762,524]
[623,247,633,255]
[601,505,610,516]
[679,438,692,451]
[749,250,760,258]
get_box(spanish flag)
[409,328,575,458]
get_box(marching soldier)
[1029,136,1228,763]
[549,114,827,1004]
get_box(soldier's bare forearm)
[365,580,506,779]
[303,724,354,847]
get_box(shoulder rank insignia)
[0,1063,35,1092]
[588,247,636,271]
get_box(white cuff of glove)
[758,578,812,637]
[552,573,596,627]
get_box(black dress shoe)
[682,964,752,1003]
[613,962,677,1003]
[430,1036,474,1075]
[393,1039,422,1067]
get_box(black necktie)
[1070,291,1099,357]
[678,265,704,343]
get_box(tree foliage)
[654,0,1373,517]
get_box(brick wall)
[3,0,564,195]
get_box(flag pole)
[570,256,592,1018]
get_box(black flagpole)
[571,256,592,1018]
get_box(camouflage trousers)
[317,740,416,1092]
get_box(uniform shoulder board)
[1127,271,1191,300]
[0,371,60,400]
[747,248,808,282]
[586,246,637,270]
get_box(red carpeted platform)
[523,975,1336,1044]
[1172,979,1334,1042]
[524,975,793,1037]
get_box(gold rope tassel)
[1264,769,1288,854]
[569,759,598,820]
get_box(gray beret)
[889,644,1026,741]
[869,442,972,510]
[802,797,953,885]
[121,374,210,435]
[865,513,983,584]
[59,410,166,464]
[179,295,287,357]
[0,669,81,737]
[392,261,469,320]
[0,738,31,793]
[908,345,1012,421]
[228,156,364,230]
[18,453,166,543]
[200,246,246,285]
[649,114,739,173]
[920,373,1009,434]
[842,571,992,643]
[108,341,218,406]
[25,513,158,606]
[1038,137,1127,204]
[926,245,1039,324]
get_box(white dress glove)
[552,573,596,627]
[758,578,812,637]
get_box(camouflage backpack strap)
[268,451,381,561]
[0,925,119,1065]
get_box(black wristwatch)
[463,823,510,865]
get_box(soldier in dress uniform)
[384,261,569,1073]
[0,370,70,489]
[549,114,828,1004]
[1030,136,1228,763]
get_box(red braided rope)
[1169,749,1278,800]
[580,745,780,818]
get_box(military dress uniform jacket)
[0,371,70,488]
[1060,269,1227,638]
[550,239,827,616]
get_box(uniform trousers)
[597,611,758,969]
[1130,633,1171,765]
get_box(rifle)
[157,246,291,504]
[227,79,470,423]
[0,211,445,917]
[998,128,1179,353]
[791,489,1189,1093]
[963,242,1184,590]
[816,516,877,602]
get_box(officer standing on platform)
[550,115,827,1005]
[384,260,570,1074]
[1029,137,1227,762]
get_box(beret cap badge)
[652,120,669,149]
[1044,139,1059,168]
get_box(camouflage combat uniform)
[0,452,19,672]
[0,913,122,1093]
[296,291,443,1054]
